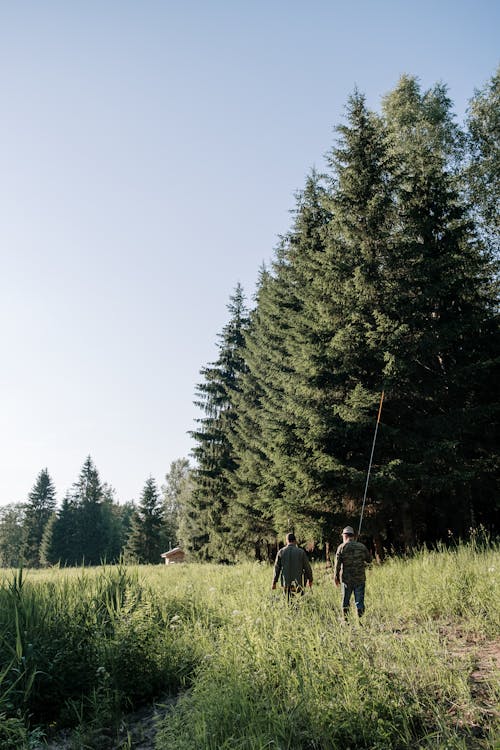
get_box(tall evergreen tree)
[41,457,117,566]
[376,76,499,544]
[225,267,284,559]
[21,468,57,567]
[189,284,249,560]
[300,90,397,550]
[39,494,77,566]
[125,477,163,563]
[233,172,335,548]
[69,456,112,564]
[232,105,391,552]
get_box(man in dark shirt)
[334,525,371,619]
[272,532,313,599]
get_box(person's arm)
[333,547,342,586]
[302,550,313,587]
[271,551,282,589]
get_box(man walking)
[334,526,371,619]
[272,532,313,599]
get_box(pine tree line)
[187,71,500,561]
[0,457,192,567]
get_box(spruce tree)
[68,456,110,564]
[125,477,163,563]
[189,284,249,560]
[302,91,396,549]
[247,173,335,544]
[250,103,391,548]
[22,468,57,567]
[378,76,499,543]
[39,494,77,566]
[226,268,284,559]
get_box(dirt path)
[440,628,500,744]
[41,696,176,750]
[112,698,174,750]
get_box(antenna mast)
[358,391,384,537]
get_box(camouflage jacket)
[272,544,313,588]
[334,540,371,585]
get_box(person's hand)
[334,578,340,588]
[271,583,276,590]
[307,580,313,588]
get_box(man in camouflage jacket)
[334,526,371,619]
[272,532,313,599]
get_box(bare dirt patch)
[39,696,176,750]
[438,627,500,746]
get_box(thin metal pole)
[358,391,384,537]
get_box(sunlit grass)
[0,541,498,749]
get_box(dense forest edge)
[185,68,500,563]
[2,68,499,570]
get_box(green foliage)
[191,71,499,556]
[0,504,25,568]
[0,563,214,744]
[39,458,126,566]
[39,494,75,565]
[188,284,251,561]
[21,468,57,568]
[124,477,163,563]
[466,65,500,247]
[162,458,192,552]
[0,714,28,750]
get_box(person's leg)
[341,583,353,619]
[286,584,303,602]
[353,583,366,617]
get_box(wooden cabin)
[160,546,186,565]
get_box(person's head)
[342,525,355,541]
[286,532,297,545]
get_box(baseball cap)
[342,526,355,535]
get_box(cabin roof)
[161,547,184,558]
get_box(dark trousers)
[341,582,366,617]
[285,583,304,601]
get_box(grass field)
[0,539,498,749]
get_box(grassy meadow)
[0,540,498,749]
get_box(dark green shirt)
[334,540,371,585]
[272,544,313,588]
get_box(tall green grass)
[154,542,499,750]
[0,564,212,746]
[0,541,498,749]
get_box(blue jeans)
[342,582,366,616]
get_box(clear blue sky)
[1,1,498,506]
